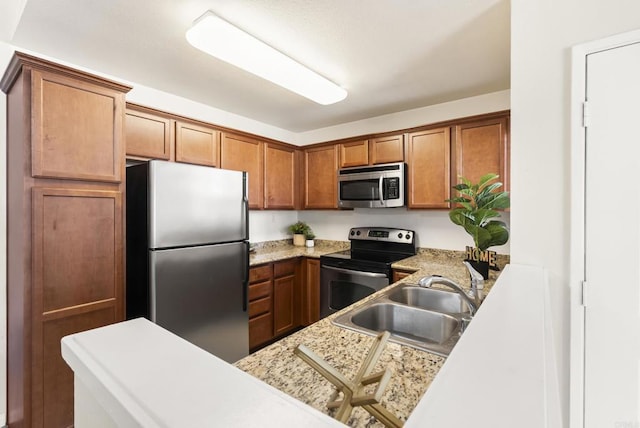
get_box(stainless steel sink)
[386,286,470,315]
[350,303,459,344]
[332,284,472,356]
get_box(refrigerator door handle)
[242,241,249,312]
[242,172,249,241]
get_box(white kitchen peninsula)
[62,264,560,427]
[61,318,342,427]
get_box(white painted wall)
[510,1,640,426]
[249,210,298,243]
[296,90,510,146]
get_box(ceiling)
[6,0,510,133]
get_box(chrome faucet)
[462,261,485,308]
[417,261,485,315]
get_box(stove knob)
[350,230,355,236]
[405,233,411,240]
[397,233,403,239]
[356,230,361,236]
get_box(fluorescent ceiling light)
[186,11,347,105]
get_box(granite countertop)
[249,239,349,266]
[237,241,509,427]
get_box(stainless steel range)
[320,227,417,318]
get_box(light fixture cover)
[186,11,347,105]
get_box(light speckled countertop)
[249,239,349,266]
[238,240,509,427]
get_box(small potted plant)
[288,221,311,247]
[446,173,510,279]
[304,231,316,248]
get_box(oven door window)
[326,271,389,312]
[329,280,377,311]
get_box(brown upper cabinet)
[369,134,405,165]
[125,104,173,160]
[452,115,510,191]
[264,142,297,209]
[339,139,369,167]
[221,132,264,209]
[30,68,125,182]
[405,127,452,209]
[175,120,221,167]
[122,101,508,212]
[338,134,404,168]
[304,145,339,209]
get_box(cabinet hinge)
[581,280,588,306]
[582,101,590,128]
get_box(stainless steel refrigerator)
[126,160,249,363]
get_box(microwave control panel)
[383,177,400,199]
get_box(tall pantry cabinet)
[1,52,131,427]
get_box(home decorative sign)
[465,246,498,269]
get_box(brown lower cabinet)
[248,265,273,349]
[273,259,299,336]
[392,268,418,283]
[248,257,321,350]
[302,258,321,325]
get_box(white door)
[584,41,640,427]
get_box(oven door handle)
[378,175,384,205]
[322,265,388,278]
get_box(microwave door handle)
[378,175,384,205]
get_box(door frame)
[569,28,640,428]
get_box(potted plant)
[304,231,316,248]
[288,221,311,247]
[446,173,510,279]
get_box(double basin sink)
[332,284,472,356]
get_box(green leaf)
[482,221,510,250]
[478,173,499,188]
[474,208,500,225]
[490,193,511,209]
[463,223,492,249]
[476,192,510,210]
[452,183,470,191]
[449,209,467,226]
[476,182,503,199]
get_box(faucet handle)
[462,261,484,290]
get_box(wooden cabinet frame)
[175,120,221,167]
[452,115,510,192]
[31,69,125,183]
[304,145,339,209]
[125,104,173,160]
[405,127,452,209]
[221,132,264,209]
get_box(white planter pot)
[305,239,315,248]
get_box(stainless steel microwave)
[338,162,406,208]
